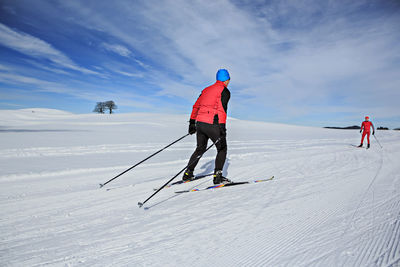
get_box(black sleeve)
[221,87,230,113]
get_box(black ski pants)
[187,121,227,172]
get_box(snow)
[1,108,399,266]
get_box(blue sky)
[0,0,399,128]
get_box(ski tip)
[99,183,104,188]
[138,202,143,208]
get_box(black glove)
[219,124,226,137]
[360,130,362,133]
[188,119,196,135]
[372,131,375,135]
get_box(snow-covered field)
[1,108,399,266]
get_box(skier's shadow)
[197,158,230,178]
[143,158,231,210]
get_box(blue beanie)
[216,69,230,82]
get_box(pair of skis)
[160,174,275,193]
[140,174,274,208]
[351,144,370,150]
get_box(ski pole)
[100,133,190,188]
[138,138,220,208]
[373,134,383,148]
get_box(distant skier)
[358,116,375,148]
[182,69,231,184]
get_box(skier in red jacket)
[182,69,231,184]
[358,116,375,148]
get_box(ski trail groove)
[334,148,385,263]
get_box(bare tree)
[93,102,106,114]
[104,101,118,114]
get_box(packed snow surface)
[1,109,399,266]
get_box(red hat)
[365,116,369,120]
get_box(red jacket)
[190,81,230,124]
[361,121,374,132]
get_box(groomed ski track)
[0,109,399,266]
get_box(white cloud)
[0,102,24,107]
[0,72,59,88]
[0,23,99,75]
[113,70,144,78]
[102,43,132,57]
[0,64,13,71]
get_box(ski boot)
[213,170,232,185]
[182,169,194,181]
[367,144,370,149]
[358,144,363,147]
